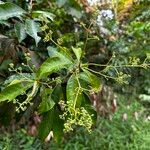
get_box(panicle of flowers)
[43,30,53,42]
[60,103,93,133]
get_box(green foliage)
[36,57,69,79]
[71,46,82,62]
[38,108,55,141]
[55,119,150,150]
[80,69,102,92]
[25,19,41,46]
[0,0,149,142]
[0,2,26,20]
[38,107,64,142]
[38,88,55,114]
[14,22,26,43]
[0,129,43,150]
[0,80,33,102]
[67,74,83,108]
[47,47,73,64]
[32,11,55,21]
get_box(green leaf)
[0,2,26,20]
[51,84,64,103]
[47,46,74,64]
[4,73,34,86]
[80,69,102,92]
[67,74,84,107]
[15,22,27,43]
[71,46,82,62]
[38,108,55,141]
[37,57,71,79]
[32,11,55,21]
[25,19,41,46]
[38,107,64,141]
[0,80,33,102]
[37,45,74,79]
[52,107,64,142]
[39,88,55,114]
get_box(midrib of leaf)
[67,74,81,109]
[73,86,80,109]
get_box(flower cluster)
[60,105,93,133]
